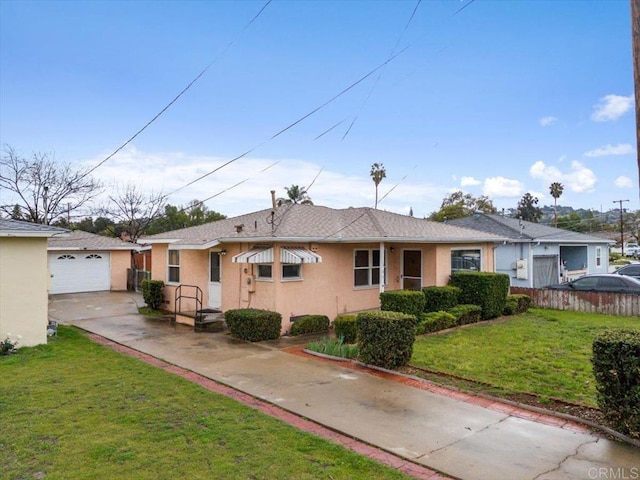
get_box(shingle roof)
[0,218,69,237]
[143,204,506,247]
[448,213,613,244]
[47,229,137,250]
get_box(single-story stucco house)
[47,230,142,294]
[0,218,68,347]
[144,204,505,333]
[448,212,615,288]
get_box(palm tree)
[549,182,564,227]
[370,163,386,209]
[277,185,313,206]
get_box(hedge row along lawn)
[0,327,410,480]
[410,308,640,408]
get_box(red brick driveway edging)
[87,333,449,480]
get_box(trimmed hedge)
[141,279,165,310]
[380,290,426,318]
[422,286,461,313]
[357,311,417,369]
[447,304,482,325]
[508,294,531,314]
[592,329,640,438]
[290,315,330,336]
[224,308,282,342]
[334,315,357,344]
[503,298,518,316]
[449,272,509,320]
[416,311,456,335]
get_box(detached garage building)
[48,230,136,294]
[0,219,68,347]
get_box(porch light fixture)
[219,250,227,256]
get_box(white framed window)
[256,264,273,280]
[354,249,386,288]
[595,247,602,267]
[282,264,302,281]
[168,250,180,283]
[451,249,481,272]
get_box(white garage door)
[49,252,111,294]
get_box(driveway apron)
[50,292,640,480]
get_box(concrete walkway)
[49,292,640,480]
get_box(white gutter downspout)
[380,242,386,294]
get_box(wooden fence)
[510,287,640,317]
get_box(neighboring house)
[47,230,141,294]
[448,213,614,288]
[144,204,504,333]
[0,219,68,347]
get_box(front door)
[402,250,422,290]
[208,251,222,309]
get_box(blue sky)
[0,0,637,219]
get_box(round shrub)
[592,329,640,438]
[416,311,456,334]
[422,286,461,313]
[380,290,425,318]
[224,308,281,342]
[334,315,357,343]
[357,311,417,369]
[290,315,330,336]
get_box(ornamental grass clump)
[307,336,359,359]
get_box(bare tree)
[0,145,102,224]
[102,183,167,242]
[370,163,386,209]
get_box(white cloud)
[529,160,597,193]
[590,94,634,122]
[482,177,524,198]
[584,143,635,157]
[460,176,481,186]
[539,116,557,127]
[78,145,444,218]
[564,161,597,192]
[614,176,633,188]
[530,161,562,181]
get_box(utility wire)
[81,0,272,180]
[166,42,414,197]
[342,0,422,141]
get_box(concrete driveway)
[49,292,640,480]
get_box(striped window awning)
[232,246,274,264]
[232,246,322,264]
[281,246,322,264]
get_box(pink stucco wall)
[151,241,497,333]
[110,250,131,291]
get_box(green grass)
[411,308,640,407]
[0,327,409,480]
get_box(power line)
[80,1,272,180]
[342,0,422,141]
[166,41,415,198]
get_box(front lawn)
[410,308,640,407]
[0,327,409,480]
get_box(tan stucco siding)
[0,237,49,347]
[110,250,130,291]
[149,240,498,332]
